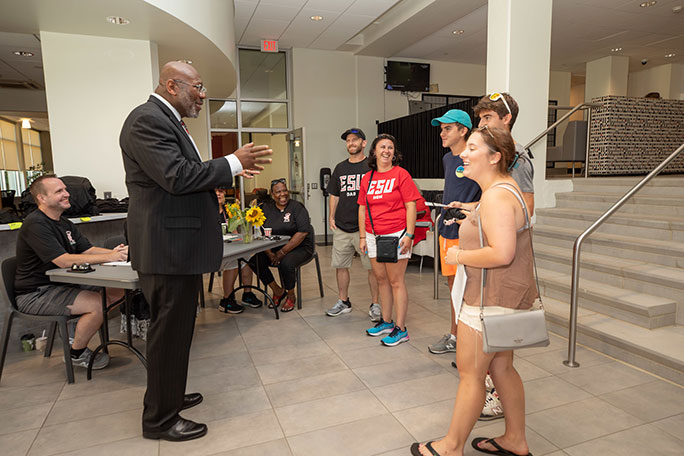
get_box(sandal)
[281,297,296,312]
[472,437,532,456]
[268,292,286,309]
[410,441,441,456]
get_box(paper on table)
[451,264,467,324]
[102,261,131,266]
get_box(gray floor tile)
[651,413,684,442]
[275,390,386,436]
[248,340,333,366]
[286,414,414,456]
[393,398,455,442]
[524,376,593,414]
[185,365,263,396]
[557,361,655,396]
[335,341,425,369]
[0,429,39,456]
[159,409,284,456]
[372,373,458,412]
[256,353,348,385]
[353,356,446,389]
[45,386,144,426]
[524,345,611,375]
[599,379,684,422]
[182,385,272,423]
[28,409,142,456]
[0,402,51,436]
[565,423,684,456]
[54,436,159,456]
[0,381,63,411]
[209,438,292,456]
[526,397,643,448]
[265,370,366,408]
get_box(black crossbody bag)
[365,170,400,263]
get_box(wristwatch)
[405,233,415,239]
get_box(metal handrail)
[563,142,684,368]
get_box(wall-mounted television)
[385,61,430,92]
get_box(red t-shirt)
[358,166,421,235]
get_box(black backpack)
[60,176,100,217]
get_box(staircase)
[534,176,684,385]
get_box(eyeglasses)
[489,92,512,115]
[173,79,207,94]
[270,178,287,186]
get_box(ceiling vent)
[0,79,42,90]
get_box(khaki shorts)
[331,229,371,269]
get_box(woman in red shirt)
[357,134,420,347]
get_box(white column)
[585,55,629,101]
[41,32,158,199]
[486,0,557,209]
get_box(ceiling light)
[611,47,622,52]
[21,119,31,129]
[452,30,465,35]
[665,53,676,58]
[106,16,130,25]
[673,5,682,13]
[13,51,34,57]
[310,15,323,21]
[640,1,657,7]
[177,59,193,64]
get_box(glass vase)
[240,221,253,244]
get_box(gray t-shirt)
[511,142,534,193]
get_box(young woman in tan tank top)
[411,126,533,456]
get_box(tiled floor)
[1,246,683,455]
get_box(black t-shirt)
[262,199,313,251]
[327,157,370,232]
[15,210,92,294]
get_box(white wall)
[41,32,158,199]
[585,55,629,101]
[628,63,684,100]
[549,71,572,146]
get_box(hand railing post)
[434,213,441,300]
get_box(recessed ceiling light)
[640,1,657,7]
[611,47,623,52]
[13,51,34,57]
[665,53,676,58]
[673,5,682,13]
[106,16,130,25]
[452,30,465,35]
[177,59,193,64]
[310,15,323,21]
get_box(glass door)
[286,127,305,205]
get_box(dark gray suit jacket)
[120,96,233,275]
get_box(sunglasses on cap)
[489,92,512,116]
[270,178,287,186]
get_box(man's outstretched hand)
[234,143,272,172]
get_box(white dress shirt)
[151,93,243,176]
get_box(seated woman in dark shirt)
[248,178,313,312]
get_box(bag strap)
[477,183,543,319]
[365,170,377,236]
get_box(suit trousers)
[138,272,200,432]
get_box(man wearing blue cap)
[427,109,481,355]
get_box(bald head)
[155,61,205,118]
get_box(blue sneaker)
[366,319,394,337]
[381,326,409,346]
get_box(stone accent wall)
[588,95,684,176]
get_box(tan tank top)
[460,183,539,310]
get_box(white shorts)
[458,303,527,333]
[366,230,412,260]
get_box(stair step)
[555,192,684,216]
[533,224,684,268]
[535,207,684,242]
[537,267,676,328]
[543,296,684,386]
[572,176,684,197]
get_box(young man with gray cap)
[427,110,481,355]
[325,128,380,319]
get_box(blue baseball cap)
[431,109,472,129]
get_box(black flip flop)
[471,437,532,456]
[410,441,441,456]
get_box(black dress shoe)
[182,392,203,410]
[143,417,207,441]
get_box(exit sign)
[261,40,279,53]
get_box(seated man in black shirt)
[14,175,128,369]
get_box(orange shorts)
[439,236,460,277]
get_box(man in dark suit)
[120,61,271,442]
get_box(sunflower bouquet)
[224,200,266,243]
